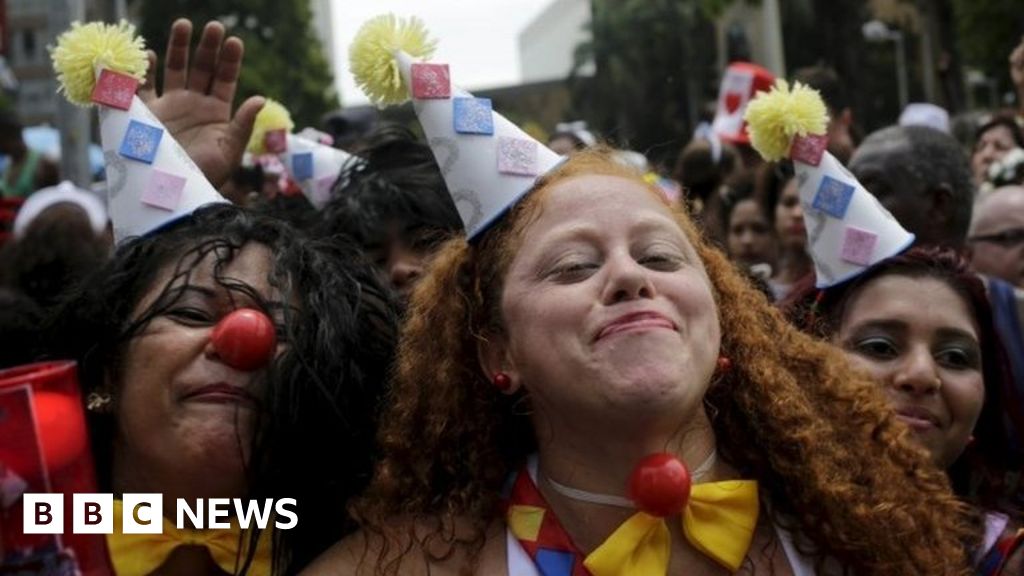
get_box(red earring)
[493,372,512,392]
[715,356,732,375]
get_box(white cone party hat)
[349,15,562,239]
[248,100,356,209]
[744,81,914,288]
[51,21,227,244]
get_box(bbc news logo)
[22,494,298,534]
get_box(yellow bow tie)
[584,480,759,575]
[107,500,272,575]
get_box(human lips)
[181,382,258,406]
[894,405,941,430]
[596,311,677,341]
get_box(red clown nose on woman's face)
[210,309,278,372]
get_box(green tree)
[951,0,1022,104]
[137,0,336,127]
[570,0,719,169]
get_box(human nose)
[891,346,941,395]
[739,229,756,248]
[601,252,656,304]
[388,257,423,292]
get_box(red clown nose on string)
[628,453,692,517]
[210,309,278,371]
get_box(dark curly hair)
[351,149,975,575]
[45,203,398,573]
[317,124,462,257]
[782,246,1022,518]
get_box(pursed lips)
[596,311,677,341]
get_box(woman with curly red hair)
[304,149,975,575]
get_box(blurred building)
[6,0,109,125]
[518,0,593,83]
[6,0,336,125]
[309,0,336,73]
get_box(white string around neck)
[542,450,718,509]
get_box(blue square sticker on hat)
[119,120,163,164]
[812,175,855,219]
[292,152,313,181]
[453,97,494,135]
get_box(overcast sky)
[332,0,552,106]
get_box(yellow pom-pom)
[744,80,829,162]
[349,14,437,106]
[247,99,295,154]
[50,20,148,106]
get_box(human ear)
[476,331,521,395]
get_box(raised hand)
[138,19,264,189]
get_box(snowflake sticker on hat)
[711,62,775,145]
[91,69,138,110]
[349,14,562,239]
[51,20,227,244]
[453,97,494,135]
[411,63,451,99]
[744,80,914,288]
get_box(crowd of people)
[0,12,1023,576]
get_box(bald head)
[973,186,1024,231]
[969,186,1024,287]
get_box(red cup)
[0,360,112,574]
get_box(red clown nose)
[628,453,692,517]
[210,309,278,371]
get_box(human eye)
[165,306,214,325]
[549,259,599,282]
[935,345,980,371]
[849,336,899,360]
[638,250,684,271]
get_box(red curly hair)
[351,149,976,574]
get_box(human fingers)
[138,50,158,102]
[163,18,193,92]
[210,36,244,103]
[186,21,226,94]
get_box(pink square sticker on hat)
[91,69,138,110]
[790,133,828,166]
[497,137,538,176]
[840,226,878,266]
[411,63,451,99]
[265,130,288,154]
[141,169,187,211]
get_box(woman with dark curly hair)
[47,203,396,575]
[305,149,975,575]
[33,18,398,575]
[783,247,1024,574]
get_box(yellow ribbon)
[106,500,272,575]
[584,480,759,575]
